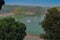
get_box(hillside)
[0,5,48,14]
[0,5,20,13]
[56,6,60,11]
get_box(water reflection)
[27,20,31,22]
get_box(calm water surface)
[17,14,45,35]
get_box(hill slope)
[0,5,48,15]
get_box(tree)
[0,17,26,40]
[13,7,25,20]
[14,7,24,14]
[0,0,5,9]
[41,8,60,40]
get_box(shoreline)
[0,13,44,40]
[0,13,14,16]
[24,33,44,40]
[27,33,40,37]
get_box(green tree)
[0,17,26,40]
[13,7,25,20]
[41,8,60,40]
[14,7,24,14]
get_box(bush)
[0,17,26,40]
[41,8,60,40]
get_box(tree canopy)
[41,8,60,40]
[0,17,26,40]
[14,7,24,14]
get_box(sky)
[5,0,60,7]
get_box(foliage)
[0,17,26,40]
[14,7,24,14]
[41,7,60,40]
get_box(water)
[16,14,45,35]
[0,14,45,35]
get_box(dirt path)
[24,34,44,40]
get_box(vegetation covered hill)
[0,5,48,14]
[56,6,60,11]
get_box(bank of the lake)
[0,13,45,35]
[15,14,45,35]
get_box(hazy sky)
[5,0,60,7]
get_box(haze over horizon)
[5,0,60,7]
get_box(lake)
[0,13,45,35]
[15,14,45,35]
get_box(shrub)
[0,17,26,40]
[41,8,60,40]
